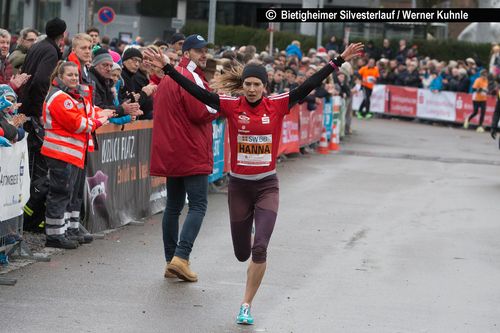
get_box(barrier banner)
[308,109,323,143]
[352,85,362,111]
[371,84,387,114]
[278,105,300,155]
[417,89,456,121]
[85,121,166,233]
[351,85,386,113]
[323,98,333,140]
[208,118,226,183]
[456,93,496,126]
[0,137,30,221]
[299,105,311,147]
[223,121,231,173]
[455,92,472,123]
[387,86,418,117]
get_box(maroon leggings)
[228,174,279,264]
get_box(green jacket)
[8,45,28,75]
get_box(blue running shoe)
[236,303,254,325]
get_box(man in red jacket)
[150,34,215,282]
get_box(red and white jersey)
[219,92,289,179]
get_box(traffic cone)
[329,120,340,151]
[317,127,329,154]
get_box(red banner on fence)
[279,105,300,155]
[223,122,231,173]
[299,106,310,147]
[388,85,418,117]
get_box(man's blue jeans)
[162,175,208,261]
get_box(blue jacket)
[429,75,443,91]
[285,44,302,60]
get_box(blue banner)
[323,98,333,140]
[208,119,226,183]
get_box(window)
[95,0,139,16]
[9,0,25,34]
[36,0,61,33]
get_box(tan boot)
[167,256,198,282]
[164,262,176,279]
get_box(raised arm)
[162,63,220,111]
[143,48,220,111]
[289,42,363,109]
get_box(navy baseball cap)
[182,34,213,52]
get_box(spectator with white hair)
[0,28,30,91]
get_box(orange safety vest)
[41,85,98,169]
[80,84,100,152]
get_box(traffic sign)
[171,18,184,30]
[97,6,116,25]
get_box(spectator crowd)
[0,18,498,248]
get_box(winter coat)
[150,56,217,177]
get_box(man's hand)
[142,84,157,97]
[122,102,140,115]
[340,43,364,62]
[9,73,31,89]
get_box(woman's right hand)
[97,116,109,126]
[144,48,169,69]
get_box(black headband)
[241,64,268,85]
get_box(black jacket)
[120,66,152,119]
[380,47,394,60]
[403,70,422,88]
[18,38,62,118]
[132,68,153,120]
[89,66,124,116]
[0,117,18,141]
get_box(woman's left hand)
[340,42,364,62]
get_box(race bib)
[237,134,272,166]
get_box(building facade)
[0,0,467,44]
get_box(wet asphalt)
[2,117,500,333]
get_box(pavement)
[1,117,500,333]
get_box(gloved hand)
[491,128,497,140]
[0,136,12,147]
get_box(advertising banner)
[417,89,456,121]
[323,98,333,140]
[208,119,226,183]
[388,85,418,117]
[278,105,300,155]
[85,122,166,232]
[0,137,30,221]
[299,105,311,147]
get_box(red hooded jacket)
[150,57,218,177]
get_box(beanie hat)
[45,17,66,39]
[170,33,185,45]
[241,64,268,85]
[122,47,143,62]
[111,62,122,72]
[109,49,122,64]
[0,84,17,102]
[92,48,113,67]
